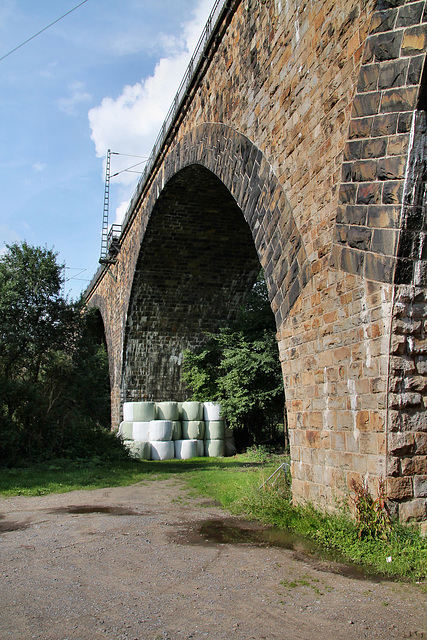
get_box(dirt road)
[0,478,426,640]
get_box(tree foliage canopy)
[0,242,126,466]
[181,272,287,449]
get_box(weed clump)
[350,477,392,541]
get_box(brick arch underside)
[122,164,261,401]
[121,124,310,402]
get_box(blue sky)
[0,0,212,298]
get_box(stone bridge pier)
[86,0,427,522]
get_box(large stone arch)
[121,123,307,403]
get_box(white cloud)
[58,81,92,116]
[88,0,214,224]
[114,199,131,226]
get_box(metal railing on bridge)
[100,0,230,262]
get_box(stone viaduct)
[86,0,427,522]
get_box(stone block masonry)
[86,0,427,522]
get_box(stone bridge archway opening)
[121,163,282,433]
[83,306,112,429]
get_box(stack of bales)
[118,400,235,460]
[177,401,204,459]
[202,402,236,456]
[203,401,225,457]
[119,400,154,460]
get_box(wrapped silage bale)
[150,440,175,460]
[204,420,225,440]
[135,441,151,460]
[171,420,182,441]
[203,401,222,421]
[118,421,133,440]
[197,439,205,457]
[123,402,135,422]
[174,439,198,459]
[156,401,179,421]
[123,440,151,460]
[123,401,156,422]
[132,421,150,441]
[182,420,205,440]
[150,420,173,441]
[181,401,203,421]
[205,439,225,457]
[133,401,156,421]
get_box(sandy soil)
[0,477,426,640]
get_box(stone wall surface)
[86,0,427,521]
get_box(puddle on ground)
[0,519,30,533]
[171,518,385,581]
[48,505,143,516]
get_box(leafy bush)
[0,242,127,466]
[181,272,287,450]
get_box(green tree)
[181,272,287,450]
[0,242,125,465]
[0,242,69,383]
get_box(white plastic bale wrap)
[123,401,156,422]
[174,439,198,459]
[150,440,175,460]
[181,401,203,421]
[132,421,150,441]
[204,420,225,440]
[136,441,152,460]
[182,420,205,440]
[123,402,135,422]
[205,439,225,457]
[156,401,179,420]
[123,440,151,460]
[133,401,156,421]
[197,439,205,457]
[149,420,173,441]
[171,420,182,440]
[203,401,222,421]
[118,421,133,440]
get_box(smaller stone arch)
[86,293,117,405]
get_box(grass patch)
[220,462,427,582]
[0,459,148,496]
[0,456,253,497]
[1,453,426,582]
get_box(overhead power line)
[0,0,90,63]
[109,151,149,179]
[111,160,148,179]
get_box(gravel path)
[0,478,426,640]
